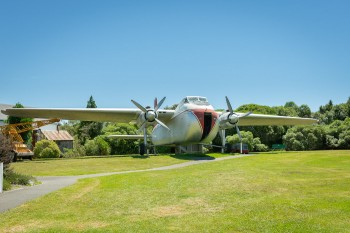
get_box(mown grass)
[1,150,350,232]
[11,153,227,176]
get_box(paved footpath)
[0,154,254,213]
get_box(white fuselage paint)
[150,96,219,146]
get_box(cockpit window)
[187,97,210,106]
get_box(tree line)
[212,98,350,151]
[2,96,350,159]
[63,96,350,154]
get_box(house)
[36,130,74,153]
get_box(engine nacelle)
[219,112,239,130]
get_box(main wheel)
[224,143,232,153]
[140,143,146,156]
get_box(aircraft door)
[201,112,212,140]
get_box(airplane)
[1,96,318,155]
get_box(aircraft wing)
[1,108,175,123]
[236,113,318,126]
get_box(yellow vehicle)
[0,118,60,161]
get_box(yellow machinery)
[0,118,60,161]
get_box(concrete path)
[0,154,254,213]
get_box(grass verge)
[2,168,38,191]
[1,150,349,232]
[11,153,228,176]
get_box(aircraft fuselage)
[150,96,219,145]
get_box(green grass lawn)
[11,153,227,176]
[1,150,350,232]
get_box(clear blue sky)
[1,0,349,111]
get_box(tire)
[224,143,231,153]
[140,143,146,156]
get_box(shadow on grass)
[24,154,149,162]
[20,153,219,162]
[170,154,216,161]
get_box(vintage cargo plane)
[1,96,317,155]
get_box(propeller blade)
[131,100,147,113]
[155,97,166,111]
[239,111,252,118]
[225,96,234,114]
[154,97,158,109]
[155,118,170,131]
[236,124,242,142]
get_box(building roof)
[41,130,74,141]
[0,104,13,121]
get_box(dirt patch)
[152,205,185,217]
[72,179,100,199]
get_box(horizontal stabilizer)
[107,135,145,140]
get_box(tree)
[164,104,178,110]
[7,103,33,144]
[0,134,14,168]
[86,96,97,108]
[319,100,333,114]
[226,131,268,152]
[84,136,111,156]
[284,101,298,109]
[60,120,79,137]
[102,123,139,154]
[283,126,326,151]
[236,104,276,115]
[77,96,103,144]
[274,106,298,117]
[63,136,86,158]
[346,97,350,117]
[314,99,349,125]
[298,104,312,118]
[337,117,350,149]
[333,104,348,121]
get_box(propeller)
[131,97,170,155]
[219,96,252,153]
[225,96,252,141]
[131,96,170,133]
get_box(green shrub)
[63,136,86,158]
[3,178,11,191]
[4,168,36,187]
[226,131,268,152]
[85,136,111,156]
[84,140,99,156]
[254,143,269,152]
[40,148,56,158]
[34,140,60,158]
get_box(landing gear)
[139,143,146,156]
[225,143,232,153]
